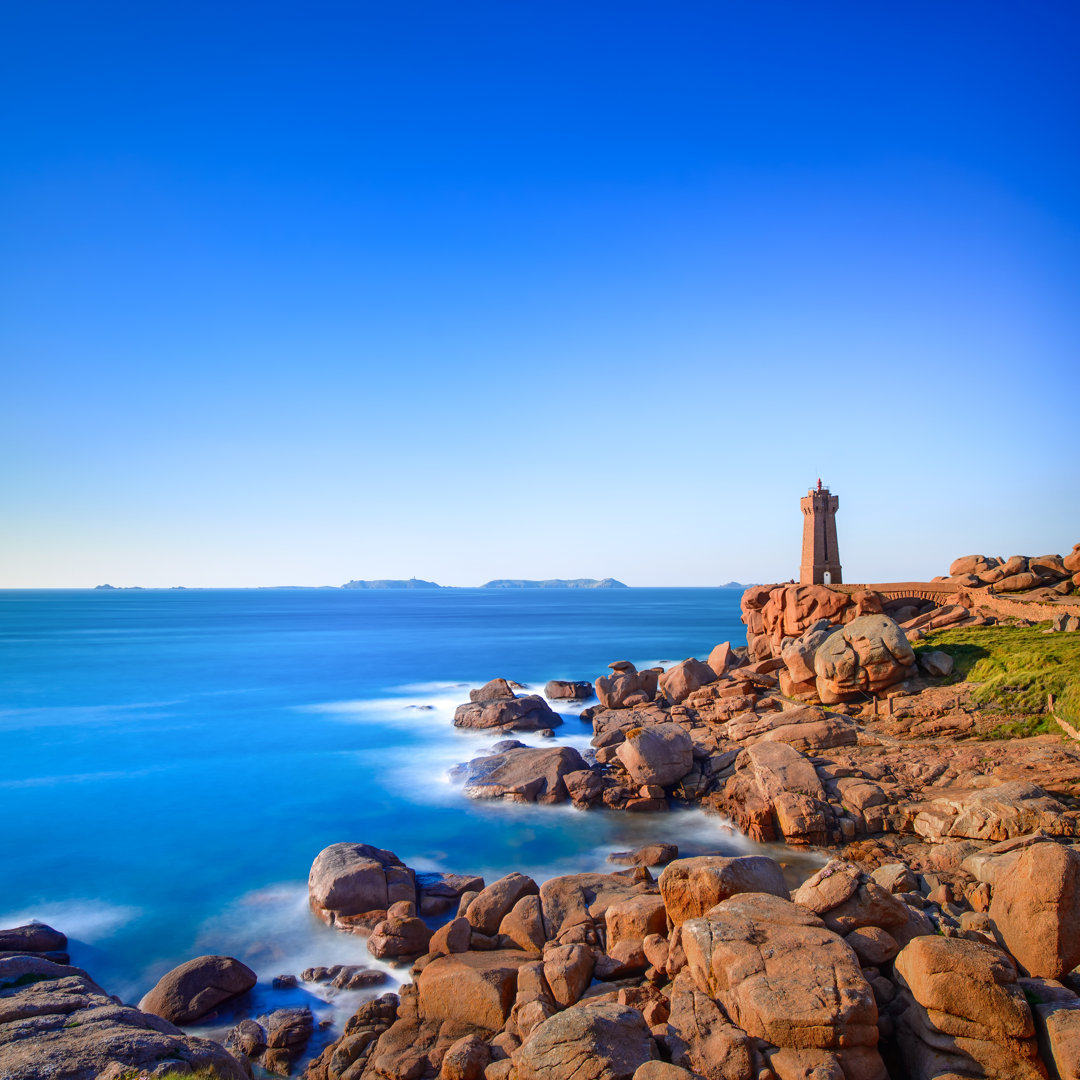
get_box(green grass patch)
[915,623,1080,736]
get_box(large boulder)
[595,663,661,709]
[790,859,909,937]
[498,894,547,954]
[742,584,853,662]
[680,893,881,1061]
[544,680,594,701]
[912,781,1080,843]
[813,614,916,703]
[608,843,679,867]
[710,740,832,846]
[513,1002,657,1080]
[440,1033,491,1080]
[997,571,1041,592]
[893,935,1044,1080]
[989,841,1080,979]
[604,894,668,969]
[615,722,693,787]
[454,694,562,732]
[706,642,740,678]
[542,942,595,1007]
[0,922,68,960]
[1064,544,1080,574]
[658,856,788,927]
[1021,976,1080,1080]
[780,620,834,684]
[417,950,527,1031]
[417,871,486,917]
[466,872,540,936]
[950,555,1000,577]
[664,969,754,1079]
[1030,554,1068,580]
[138,954,257,1025]
[539,872,643,942]
[461,745,588,804]
[0,956,247,1080]
[470,678,517,702]
[308,842,416,927]
[919,649,954,677]
[1001,555,1030,577]
[658,658,717,705]
[729,704,858,754]
[367,914,432,960]
[791,860,861,914]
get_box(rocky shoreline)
[3,561,1079,1080]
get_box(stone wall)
[968,590,1080,623]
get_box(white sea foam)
[0,701,182,730]
[298,691,464,724]
[0,899,141,943]
[391,681,472,693]
[300,677,594,806]
[182,882,404,1066]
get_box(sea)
[0,587,815,1063]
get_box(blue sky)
[3,1,1078,586]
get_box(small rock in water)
[272,973,297,990]
[302,963,388,990]
[607,843,679,867]
[490,739,527,752]
[544,679,594,701]
[230,1007,314,1075]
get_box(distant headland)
[86,577,752,590]
[480,578,626,589]
[340,577,442,590]
[344,577,628,589]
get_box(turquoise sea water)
[0,587,793,1056]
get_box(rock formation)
[458,743,590,804]
[0,953,248,1080]
[942,547,1079,597]
[454,681,563,733]
[812,614,916,703]
[308,842,417,930]
[139,954,257,1025]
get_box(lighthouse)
[800,480,842,585]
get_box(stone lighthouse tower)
[800,480,842,585]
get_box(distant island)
[480,578,627,589]
[91,577,635,590]
[340,577,443,590]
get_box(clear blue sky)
[3,2,1078,586]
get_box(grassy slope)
[915,624,1080,738]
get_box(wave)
[0,898,141,944]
